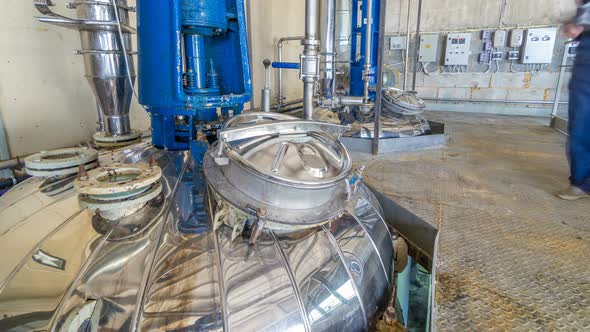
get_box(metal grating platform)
[356,112,590,331]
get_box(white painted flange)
[78,181,162,220]
[93,130,142,148]
[74,162,163,220]
[24,147,99,177]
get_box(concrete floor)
[357,112,590,331]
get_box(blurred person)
[558,0,590,200]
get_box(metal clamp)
[299,54,320,80]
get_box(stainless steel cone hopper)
[34,0,141,147]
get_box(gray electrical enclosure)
[419,34,439,63]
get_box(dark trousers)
[568,35,590,193]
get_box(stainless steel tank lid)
[218,113,352,188]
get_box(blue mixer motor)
[137,0,251,161]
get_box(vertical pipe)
[411,0,423,91]
[372,0,386,154]
[303,0,320,120]
[322,0,336,99]
[96,101,105,132]
[262,59,272,112]
[402,0,412,90]
[362,0,373,102]
[552,42,570,118]
[276,37,306,108]
[278,42,284,106]
[245,0,255,108]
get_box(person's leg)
[566,64,590,195]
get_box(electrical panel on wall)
[389,36,406,50]
[418,34,439,63]
[444,33,471,66]
[521,28,557,64]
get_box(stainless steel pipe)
[261,59,272,112]
[276,36,305,108]
[302,0,321,120]
[402,0,412,90]
[363,0,373,103]
[321,0,337,100]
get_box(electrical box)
[509,29,524,48]
[521,28,557,64]
[444,33,471,66]
[418,34,439,63]
[482,30,493,42]
[493,30,506,48]
[389,36,406,50]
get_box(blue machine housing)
[349,0,380,99]
[137,0,251,160]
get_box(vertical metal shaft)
[276,36,305,108]
[262,59,272,112]
[363,0,373,102]
[411,0,423,91]
[184,34,208,90]
[402,0,412,90]
[372,0,387,154]
[322,0,337,100]
[302,0,320,120]
[245,0,255,109]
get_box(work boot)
[557,186,590,201]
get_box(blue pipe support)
[350,0,380,99]
[272,62,300,69]
[137,0,252,155]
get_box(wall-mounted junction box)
[389,36,406,50]
[521,28,557,64]
[493,30,506,48]
[418,34,439,63]
[444,33,471,66]
[509,29,524,48]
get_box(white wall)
[0,0,149,157]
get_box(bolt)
[78,165,88,181]
[149,155,157,168]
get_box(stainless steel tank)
[0,114,394,331]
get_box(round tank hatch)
[224,117,351,186]
[24,147,98,177]
[204,113,353,229]
[215,113,352,210]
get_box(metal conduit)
[277,36,305,108]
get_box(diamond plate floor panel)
[356,112,590,331]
